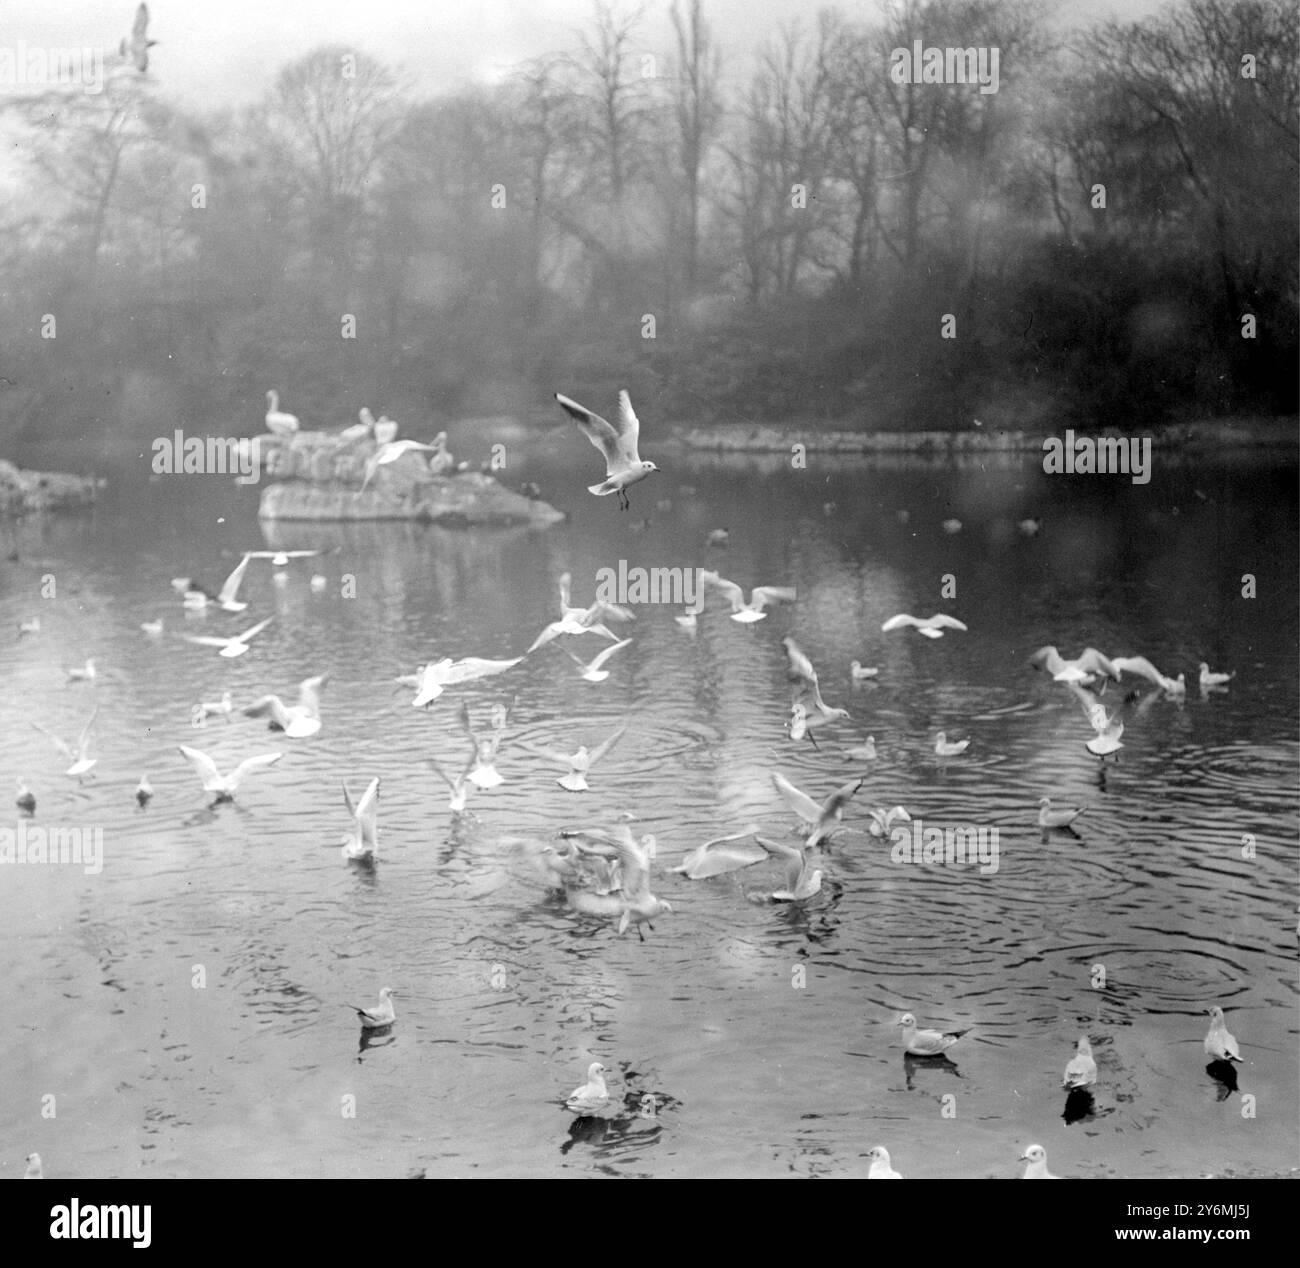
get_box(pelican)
[341,777,380,860]
[243,674,327,738]
[264,390,299,435]
[177,745,282,801]
[896,1012,969,1056]
[347,987,396,1029]
[881,613,967,639]
[698,570,796,623]
[554,390,659,510]
[183,616,273,659]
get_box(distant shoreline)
[674,417,1299,454]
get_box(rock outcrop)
[253,431,564,526]
[0,459,104,514]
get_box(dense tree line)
[0,0,1295,468]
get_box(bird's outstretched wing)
[178,744,221,787]
[217,553,251,605]
[555,393,620,466]
[588,726,627,766]
[771,773,821,822]
[228,753,283,788]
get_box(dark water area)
[0,441,1295,1178]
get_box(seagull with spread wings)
[182,616,273,659]
[782,637,849,741]
[698,570,796,623]
[177,745,282,801]
[881,613,968,639]
[771,772,862,848]
[520,726,626,792]
[554,390,659,509]
[33,708,99,777]
[242,674,327,737]
[182,553,253,612]
[341,777,380,860]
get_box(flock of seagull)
[13,381,1251,1179]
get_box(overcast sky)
[1,0,1170,110]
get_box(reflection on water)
[0,450,1295,1178]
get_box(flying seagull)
[881,613,967,639]
[183,616,273,659]
[554,390,658,510]
[120,3,157,72]
[243,674,327,738]
[177,745,282,801]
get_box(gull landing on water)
[33,708,98,777]
[1029,645,1120,685]
[522,727,626,792]
[183,616,273,659]
[554,390,659,510]
[264,390,299,435]
[896,1012,969,1057]
[177,745,282,801]
[183,553,253,612]
[755,835,822,902]
[341,777,379,860]
[347,988,396,1029]
[669,826,767,879]
[881,613,967,639]
[429,742,477,813]
[782,637,850,742]
[1065,681,1125,757]
[458,701,508,788]
[243,674,327,737]
[562,824,671,939]
[770,773,862,848]
[698,570,796,622]
[567,637,632,682]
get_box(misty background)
[0,0,1295,475]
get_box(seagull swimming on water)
[347,987,396,1029]
[934,732,969,757]
[177,745,282,801]
[1019,1144,1059,1179]
[1203,1006,1242,1063]
[1063,1036,1097,1088]
[65,659,97,683]
[1038,797,1086,830]
[566,1062,610,1113]
[881,613,967,639]
[183,616,273,659]
[896,1012,969,1056]
[849,661,879,680]
[243,674,327,737]
[866,1146,902,1179]
[554,390,659,510]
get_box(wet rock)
[0,459,104,514]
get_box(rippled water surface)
[1,447,1296,1178]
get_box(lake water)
[1,440,1296,1179]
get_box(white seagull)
[458,702,507,788]
[698,570,796,623]
[33,708,98,777]
[1110,654,1177,691]
[567,637,632,682]
[341,777,380,860]
[522,727,626,792]
[566,1062,610,1113]
[782,637,850,739]
[563,824,671,939]
[429,741,477,813]
[554,389,659,510]
[183,616,273,659]
[243,674,327,738]
[850,661,879,680]
[881,613,967,639]
[347,987,396,1029]
[246,550,319,567]
[1019,1144,1059,1179]
[526,572,632,653]
[1066,682,1125,757]
[1204,1006,1242,1063]
[756,834,822,901]
[409,654,525,706]
[866,1146,902,1179]
[183,552,253,612]
[359,440,438,493]
[934,732,969,757]
[669,826,767,879]
[177,745,282,801]
[770,772,862,848]
[1063,1036,1098,1088]
[264,390,299,435]
[1199,662,1234,689]
[896,1012,969,1056]
[24,1153,42,1179]
[198,691,234,722]
[65,659,97,683]
[1029,645,1120,685]
[1038,797,1086,830]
